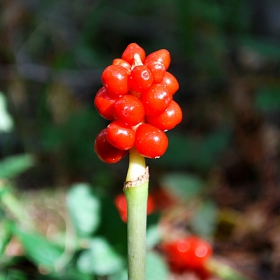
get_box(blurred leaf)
[160,130,231,172]
[15,229,63,270]
[194,1,225,24]
[196,129,231,171]
[0,270,27,280]
[96,194,127,256]
[146,251,169,280]
[60,266,92,280]
[67,183,101,237]
[190,199,218,238]
[158,132,194,168]
[40,123,61,151]
[0,92,14,132]
[58,107,105,171]
[239,36,280,60]
[0,220,13,257]
[255,86,280,111]
[228,0,252,32]
[0,154,35,179]
[160,172,204,199]
[146,225,161,249]
[108,268,128,280]
[77,237,124,275]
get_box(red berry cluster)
[114,193,155,222]
[161,236,212,276]
[94,43,182,163]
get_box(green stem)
[0,181,34,230]
[124,148,149,280]
[206,259,252,280]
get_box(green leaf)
[160,172,204,199]
[0,270,27,280]
[0,92,14,132]
[255,86,280,111]
[160,130,231,172]
[60,266,92,280]
[108,269,128,280]
[146,252,169,280]
[195,129,231,171]
[77,237,123,275]
[194,1,226,25]
[15,229,63,269]
[238,36,280,60]
[190,200,218,238]
[146,225,161,249]
[95,194,127,256]
[159,132,194,168]
[0,220,13,256]
[0,154,35,179]
[67,183,101,237]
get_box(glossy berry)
[94,87,117,120]
[129,89,142,99]
[101,65,129,96]
[160,72,179,95]
[140,84,172,116]
[145,61,166,83]
[94,43,182,163]
[112,58,131,74]
[122,43,146,65]
[135,124,168,158]
[94,129,128,164]
[144,49,171,70]
[147,100,182,131]
[114,193,155,222]
[161,236,212,272]
[114,95,145,126]
[106,121,135,150]
[129,65,153,92]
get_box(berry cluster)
[94,43,182,163]
[161,236,212,277]
[114,193,155,222]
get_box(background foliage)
[0,0,280,279]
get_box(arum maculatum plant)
[94,43,182,280]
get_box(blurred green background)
[0,0,280,279]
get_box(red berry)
[160,72,179,95]
[106,121,135,150]
[135,124,168,158]
[129,89,142,99]
[94,87,117,120]
[94,129,128,164]
[147,195,155,214]
[145,61,166,83]
[115,194,127,213]
[94,44,181,165]
[140,84,172,116]
[147,100,182,131]
[112,58,131,74]
[101,65,129,96]
[161,236,212,272]
[129,65,153,92]
[114,193,155,223]
[122,43,146,65]
[114,95,145,126]
[114,194,128,222]
[144,49,171,70]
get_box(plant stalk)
[0,181,34,230]
[124,148,149,280]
